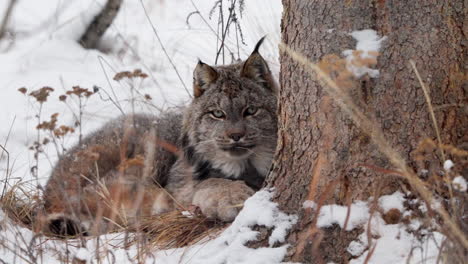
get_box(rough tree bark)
[79,0,123,49]
[267,1,467,263]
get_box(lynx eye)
[210,110,226,119]
[243,106,258,117]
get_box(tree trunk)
[0,0,17,40]
[79,0,123,49]
[268,1,467,263]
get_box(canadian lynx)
[41,37,278,236]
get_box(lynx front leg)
[192,178,255,222]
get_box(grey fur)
[42,40,278,234]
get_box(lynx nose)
[228,132,245,142]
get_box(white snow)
[181,210,194,218]
[0,189,296,264]
[349,221,445,264]
[313,192,446,264]
[73,247,89,261]
[156,189,297,264]
[378,191,405,213]
[452,176,467,192]
[302,200,317,210]
[149,190,298,263]
[316,201,369,231]
[347,239,367,257]
[343,29,387,78]
[443,159,454,171]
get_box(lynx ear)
[241,37,276,91]
[193,60,218,97]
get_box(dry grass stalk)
[135,210,226,250]
[1,181,40,228]
[1,181,226,252]
[279,43,468,251]
[409,60,446,162]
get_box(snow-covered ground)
[0,190,297,264]
[305,191,445,264]
[0,1,451,263]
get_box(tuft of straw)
[1,181,41,228]
[134,209,226,250]
[1,183,226,250]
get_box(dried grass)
[1,181,41,229]
[136,210,225,250]
[1,182,225,255]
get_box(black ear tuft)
[193,61,218,97]
[252,36,266,55]
[240,36,276,91]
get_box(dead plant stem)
[139,0,190,97]
[409,60,445,161]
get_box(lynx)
[41,38,278,236]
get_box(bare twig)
[410,60,445,161]
[214,0,238,65]
[189,0,235,55]
[0,115,15,165]
[0,144,10,199]
[185,11,200,29]
[97,56,125,115]
[139,0,190,97]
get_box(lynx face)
[192,67,277,159]
[182,39,278,183]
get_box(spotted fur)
[42,38,277,235]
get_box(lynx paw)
[192,179,255,222]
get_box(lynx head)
[182,37,278,182]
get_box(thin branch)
[0,144,10,199]
[215,0,238,65]
[139,0,191,97]
[189,0,234,55]
[97,56,125,115]
[410,60,445,161]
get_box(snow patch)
[313,192,447,264]
[378,191,405,213]
[347,239,367,257]
[443,159,454,171]
[317,201,369,231]
[452,176,467,192]
[74,247,89,261]
[349,221,444,264]
[181,210,194,218]
[229,189,298,247]
[0,189,296,264]
[343,29,386,78]
[154,189,297,263]
[302,200,317,210]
